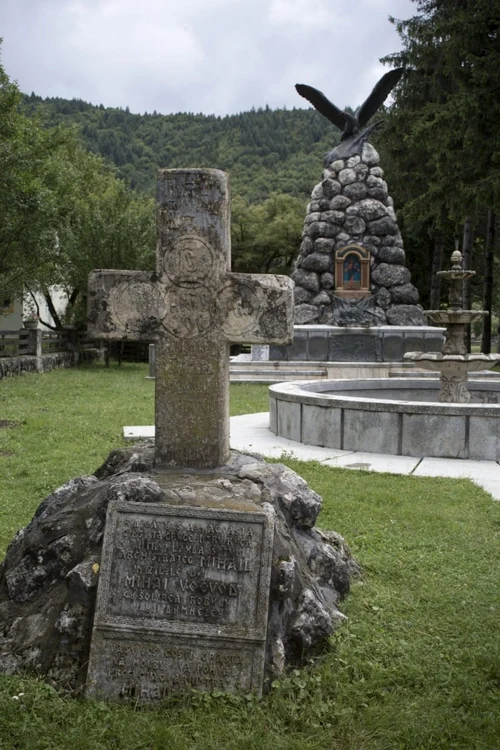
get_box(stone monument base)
[267,325,445,363]
[0,443,359,698]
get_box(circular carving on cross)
[110,281,165,337]
[218,279,262,340]
[162,234,217,287]
[161,283,217,339]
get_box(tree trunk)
[481,210,495,354]
[461,216,473,351]
[43,289,63,330]
[429,234,444,311]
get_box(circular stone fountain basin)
[269,378,500,460]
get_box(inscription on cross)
[88,169,294,469]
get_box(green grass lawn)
[1,362,500,749]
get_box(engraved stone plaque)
[86,500,275,700]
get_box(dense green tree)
[231,193,304,275]
[23,94,339,203]
[0,49,155,327]
[379,0,500,321]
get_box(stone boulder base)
[0,444,359,693]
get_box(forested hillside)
[23,95,339,203]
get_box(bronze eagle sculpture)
[295,67,404,163]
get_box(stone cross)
[88,169,294,469]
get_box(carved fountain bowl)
[269,377,500,460]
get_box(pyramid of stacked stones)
[292,142,425,326]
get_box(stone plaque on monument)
[86,500,275,700]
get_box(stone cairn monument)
[293,71,425,328]
[0,169,359,701]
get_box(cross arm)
[222,273,294,345]
[88,270,164,342]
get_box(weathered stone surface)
[378,245,406,264]
[390,283,420,305]
[375,287,392,309]
[343,182,368,201]
[366,175,388,191]
[366,187,389,203]
[293,141,421,328]
[386,305,426,326]
[369,216,399,236]
[372,263,411,287]
[320,272,335,289]
[357,199,388,222]
[329,195,351,211]
[307,222,341,239]
[88,169,294,470]
[361,142,380,166]
[301,253,332,273]
[294,287,314,304]
[338,168,357,186]
[321,179,341,198]
[344,215,366,235]
[295,304,320,324]
[311,183,323,200]
[299,237,314,256]
[0,445,359,695]
[311,291,332,306]
[314,238,335,254]
[363,235,381,247]
[330,159,345,172]
[320,210,345,226]
[329,296,387,326]
[291,268,320,292]
[354,164,369,181]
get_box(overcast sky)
[0,0,415,116]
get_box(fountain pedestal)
[404,251,500,403]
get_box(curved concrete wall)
[269,378,500,461]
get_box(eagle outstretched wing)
[295,83,347,131]
[356,68,404,127]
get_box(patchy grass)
[1,363,500,749]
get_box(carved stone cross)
[88,169,294,469]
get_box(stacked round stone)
[293,142,424,326]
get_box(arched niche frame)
[334,243,371,299]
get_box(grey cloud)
[0,0,414,115]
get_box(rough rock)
[0,444,360,692]
[320,272,335,289]
[329,296,387,326]
[386,305,426,326]
[291,269,320,293]
[338,168,357,186]
[378,245,406,264]
[369,217,399,236]
[343,182,368,202]
[294,287,314,305]
[291,141,422,327]
[372,263,411,288]
[301,253,332,273]
[390,282,420,305]
[295,304,320,324]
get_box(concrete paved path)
[124,412,500,500]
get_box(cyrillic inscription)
[107,512,262,626]
[86,499,274,700]
[87,633,262,700]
